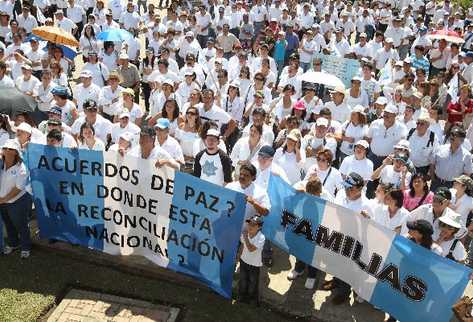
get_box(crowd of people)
[1,0,473,319]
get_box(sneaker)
[305,278,316,289]
[3,246,19,255]
[20,251,30,259]
[287,269,303,280]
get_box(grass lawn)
[0,248,299,322]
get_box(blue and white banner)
[264,175,471,322]
[27,144,247,298]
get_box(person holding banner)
[324,172,373,305]
[287,177,325,289]
[0,139,32,259]
[435,212,467,263]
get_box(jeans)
[142,82,151,112]
[0,193,32,251]
[294,259,319,278]
[239,259,260,302]
[262,239,272,261]
[137,0,147,13]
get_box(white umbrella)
[299,71,345,89]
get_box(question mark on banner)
[226,200,235,217]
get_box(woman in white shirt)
[231,124,264,176]
[0,139,32,258]
[304,147,344,198]
[220,81,244,125]
[77,123,105,151]
[450,175,473,226]
[175,106,201,172]
[79,24,99,61]
[0,115,11,147]
[50,62,69,88]
[160,98,184,137]
[346,76,369,108]
[374,189,409,234]
[119,89,143,127]
[338,106,368,160]
[274,129,305,185]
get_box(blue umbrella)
[25,35,78,60]
[97,29,133,42]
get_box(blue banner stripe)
[171,172,246,298]
[370,235,471,322]
[29,144,105,249]
[263,175,325,267]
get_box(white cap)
[119,53,129,60]
[119,131,133,142]
[385,37,394,43]
[355,139,369,149]
[16,122,32,134]
[417,111,431,123]
[119,111,130,119]
[206,128,220,137]
[439,211,463,229]
[316,117,329,127]
[394,139,410,151]
[79,70,93,78]
[21,63,32,70]
[352,104,365,114]
[384,104,398,114]
[185,31,194,38]
[375,97,388,105]
[2,139,21,152]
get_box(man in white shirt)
[195,6,212,48]
[373,38,400,72]
[110,111,140,145]
[71,100,112,143]
[66,0,85,36]
[154,118,184,166]
[17,6,37,34]
[81,52,109,87]
[55,10,77,35]
[73,70,101,111]
[407,112,439,175]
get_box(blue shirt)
[285,33,299,51]
[273,40,287,61]
[411,55,430,76]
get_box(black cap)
[246,215,264,226]
[450,127,466,138]
[343,172,364,189]
[83,100,98,111]
[434,187,452,201]
[258,145,275,158]
[406,219,434,236]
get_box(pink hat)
[293,100,306,111]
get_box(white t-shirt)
[198,104,232,131]
[339,155,373,182]
[240,231,265,267]
[339,122,368,155]
[379,165,412,189]
[227,181,270,220]
[373,206,410,231]
[304,165,344,198]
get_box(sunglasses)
[416,121,428,126]
[255,78,264,81]
[316,157,328,162]
[186,111,197,116]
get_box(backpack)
[407,128,435,148]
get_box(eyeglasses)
[316,157,328,162]
[416,121,428,126]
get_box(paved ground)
[46,289,180,322]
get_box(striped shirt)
[410,55,430,76]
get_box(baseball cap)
[1,139,21,152]
[375,97,388,105]
[434,187,452,201]
[119,132,134,142]
[385,37,394,43]
[450,127,466,138]
[122,88,135,97]
[393,152,409,164]
[406,219,434,236]
[206,128,220,138]
[439,211,462,229]
[316,117,329,127]
[354,139,369,149]
[155,118,170,129]
[119,53,129,60]
[454,175,473,190]
[394,139,410,151]
[293,100,306,111]
[49,106,62,115]
[343,172,364,189]
[119,111,130,119]
[185,31,194,38]
[21,63,32,70]
[16,122,32,134]
[330,85,346,95]
[80,70,93,78]
[83,100,98,111]
[287,129,301,142]
[246,215,264,226]
[258,145,275,158]
[51,86,69,97]
[384,104,398,114]
[47,119,62,126]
